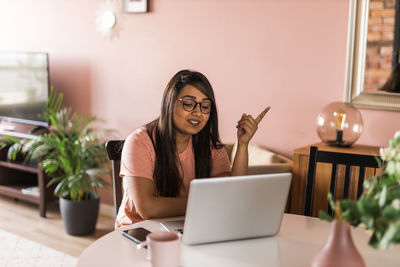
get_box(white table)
[77,214,400,267]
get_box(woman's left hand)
[236,107,270,146]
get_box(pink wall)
[1,0,399,204]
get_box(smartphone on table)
[122,227,151,244]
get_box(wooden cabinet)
[0,160,53,217]
[290,142,380,217]
[0,125,54,217]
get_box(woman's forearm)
[140,196,187,220]
[230,143,248,176]
[127,176,188,220]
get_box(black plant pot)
[59,194,100,236]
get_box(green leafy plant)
[320,131,400,249]
[9,139,37,166]
[26,88,110,201]
[0,135,18,154]
[0,135,18,161]
[0,136,16,150]
[0,130,37,165]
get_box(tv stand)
[0,160,53,217]
[0,120,41,140]
[0,121,53,217]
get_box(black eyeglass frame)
[176,98,212,114]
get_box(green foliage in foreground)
[320,131,400,249]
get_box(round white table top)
[77,214,399,267]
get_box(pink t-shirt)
[115,127,231,229]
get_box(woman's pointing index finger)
[255,106,271,124]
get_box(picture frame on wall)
[122,0,148,13]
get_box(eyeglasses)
[177,98,212,114]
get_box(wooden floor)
[0,195,114,258]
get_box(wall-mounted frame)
[122,0,148,13]
[345,0,400,111]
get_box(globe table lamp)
[316,102,363,147]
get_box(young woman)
[115,70,269,228]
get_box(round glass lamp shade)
[316,102,363,147]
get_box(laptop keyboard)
[160,220,184,234]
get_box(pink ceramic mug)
[138,231,181,267]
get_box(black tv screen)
[0,52,49,127]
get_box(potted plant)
[0,137,16,161]
[314,131,400,266]
[26,88,110,235]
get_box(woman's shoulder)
[125,126,152,145]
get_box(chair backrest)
[304,146,380,217]
[105,140,124,218]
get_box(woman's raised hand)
[236,107,270,146]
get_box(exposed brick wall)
[364,0,395,91]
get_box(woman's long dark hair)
[146,70,222,197]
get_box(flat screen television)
[0,51,49,127]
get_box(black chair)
[304,146,380,217]
[105,140,124,218]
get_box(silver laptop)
[161,173,292,245]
